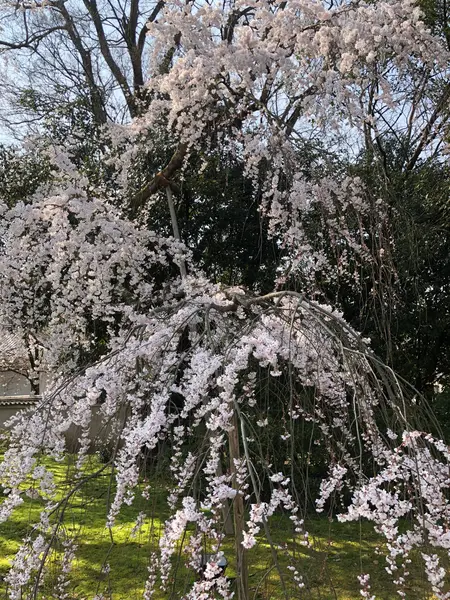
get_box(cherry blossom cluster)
[358,574,375,600]
[0,186,189,370]
[339,430,450,594]
[139,0,447,285]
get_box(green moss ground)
[0,455,446,599]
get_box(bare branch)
[131,142,188,211]
[81,0,136,116]
[0,25,64,50]
[405,83,450,172]
[137,0,164,56]
[56,1,109,124]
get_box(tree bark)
[228,410,249,600]
[165,187,187,279]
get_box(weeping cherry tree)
[0,0,450,598]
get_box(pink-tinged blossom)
[358,574,376,600]
[422,554,450,600]
[316,464,347,512]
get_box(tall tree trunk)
[216,457,234,536]
[229,410,249,600]
[166,187,187,279]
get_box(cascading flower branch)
[137,0,447,285]
[1,277,449,598]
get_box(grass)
[0,455,446,599]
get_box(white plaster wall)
[0,371,32,396]
[0,403,126,453]
[39,371,52,394]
